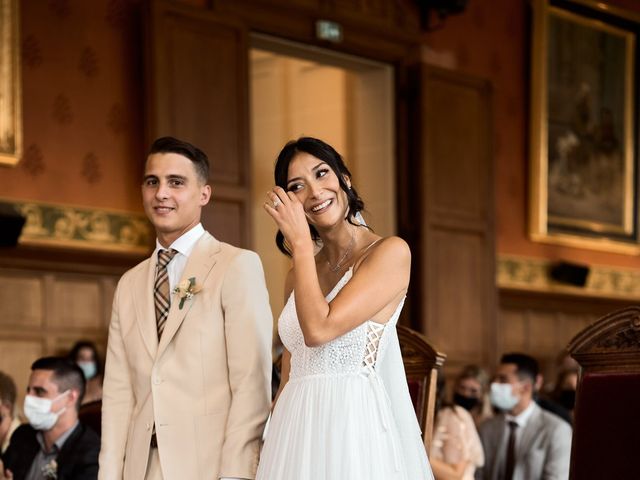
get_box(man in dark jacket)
[0,357,99,480]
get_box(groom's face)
[142,152,211,247]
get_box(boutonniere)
[173,277,202,309]
[42,459,57,479]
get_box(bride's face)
[286,152,350,229]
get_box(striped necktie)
[154,248,177,339]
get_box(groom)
[98,137,273,480]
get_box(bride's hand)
[264,187,313,254]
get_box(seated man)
[0,372,20,454]
[476,353,572,480]
[0,357,99,480]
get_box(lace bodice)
[278,267,404,379]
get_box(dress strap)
[353,237,384,271]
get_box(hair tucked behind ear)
[273,137,365,256]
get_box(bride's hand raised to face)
[264,186,314,255]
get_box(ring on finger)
[272,197,282,208]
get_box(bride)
[256,137,433,479]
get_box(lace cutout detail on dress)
[362,322,386,372]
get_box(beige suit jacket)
[98,232,273,480]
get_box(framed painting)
[529,0,640,253]
[0,0,21,166]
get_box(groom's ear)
[200,185,212,205]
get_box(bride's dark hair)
[273,137,365,257]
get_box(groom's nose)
[155,182,170,200]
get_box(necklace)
[327,228,356,273]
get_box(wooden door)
[407,65,497,370]
[146,0,250,247]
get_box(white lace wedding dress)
[256,268,434,479]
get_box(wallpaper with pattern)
[2,0,146,212]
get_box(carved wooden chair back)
[397,324,446,452]
[566,306,640,480]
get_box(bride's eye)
[316,168,329,179]
[287,183,303,192]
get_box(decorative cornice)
[497,255,640,300]
[2,198,152,255]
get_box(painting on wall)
[0,0,21,166]
[529,0,640,253]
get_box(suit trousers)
[145,448,164,480]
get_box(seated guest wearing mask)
[68,341,103,405]
[431,376,484,480]
[0,372,20,455]
[0,357,99,480]
[551,368,578,419]
[453,365,493,429]
[476,353,572,480]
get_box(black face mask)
[453,393,479,411]
[558,389,576,410]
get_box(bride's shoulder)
[364,235,410,261]
[354,235,410,272]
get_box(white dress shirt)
[154,223,247,480]
[504,399,536,450]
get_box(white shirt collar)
[505,399,536,428]
[154,223,205,259]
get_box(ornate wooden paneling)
[498,289,634,380]
[408,65,496,370]
[0,267,116,403]
[0,339,44,410]
[0,273,43,327]
[50,277,103,329]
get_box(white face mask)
[23,390,70,431]
[77,361,97,380]
[490,382,520,411]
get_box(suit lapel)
[156,232,220,358]
[491,418,509,480]
[133,257,159,359]
[56,423,84,476]
[517,403,542,460]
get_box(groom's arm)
[99,279,135,480]
[219,250,273,479]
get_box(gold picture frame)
[529,0,640,253]
[0,0,21,166]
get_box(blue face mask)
[77,361,97,380]
[490,382,520,411]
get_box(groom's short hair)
[31,356,86,410]
[148,136,210,185]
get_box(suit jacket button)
[145,423,150,430]
[153,376,162,385]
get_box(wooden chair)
[397,324,446,452]
[566,306,640,480]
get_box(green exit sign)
[316,20,343,43]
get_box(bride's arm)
[265,187,410,348]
